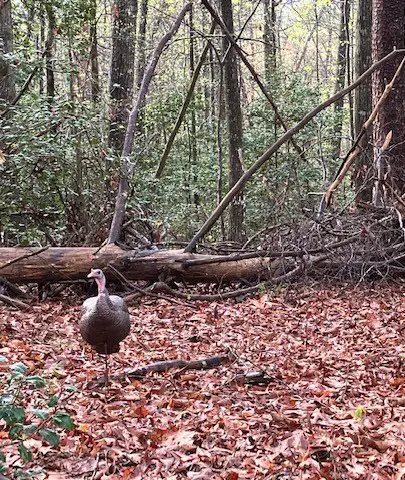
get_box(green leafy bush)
[0,360,76,476]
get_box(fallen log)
[0,245,283,284]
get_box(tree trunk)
[0,246,276,284]
[189,4,198,208]
[372,0,405,200]
[220,0,246,244]
[0,0,16,113]
[108,0,137,154]
[135,0,148,135]
[89,0,100,103]
[263,0,277,83]
[354,0,372,203]
[331,0,351,163]
[45,3,56,101]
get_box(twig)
[107,264,195,307]
[242,224,283,250]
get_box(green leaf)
[15,468,44,479]
[32,409,49,420]
[47,395,59,408]
[23,425,37,436]
[0,452,5,462]
[354,405,367,419]
[9,423,23,440]
[0,464,7,475]
[18,442,32,462]
[0,356,8,363]
[11,362,28,378]
[39,428,60,447]
[64,384,77,392]
[53,411,75,431]
[25,376,46,388]
[0,405,25,426]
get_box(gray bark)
[108,0,137,153]
[0,0,16,111]
[263,0,277,82]
[220,0,246,244]
[89,0,100,102]
[135,0,148,134]
[353,0,372,202]
[45,3,55,101]
[331,0,351,163]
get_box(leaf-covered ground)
[1,283,405,479]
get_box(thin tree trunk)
[314,1,320,83]
[89,0,100,103]
[135,0,148,135]
[263,0,276,83]
[353,0,372,203]
[0,0,16,113]
[217,61,226,240]
[331,0,351,163]
[45,4,56,101]
[221,0,246,244]
[39,11,45,95]
[189,5,198,208]
[346,2,354,141]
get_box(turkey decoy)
[80,268,130,386]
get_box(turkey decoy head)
[88,268,106,293]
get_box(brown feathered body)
[80,270,130,354]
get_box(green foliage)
[1,0,353,246]
[0,361,76,475]
[354,405,367,419]
[1,97,107,245]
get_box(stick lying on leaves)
[0,294,31,311]
[122,353,235,379]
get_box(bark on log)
[0,245,279,284]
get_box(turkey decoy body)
[80,268,130,385]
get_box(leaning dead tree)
[184,49,405,253]
[108,3,192,244]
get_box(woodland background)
[2,1,405,479]
[0,0,389,254]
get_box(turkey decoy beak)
[87,270,96,279]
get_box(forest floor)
[0,282,405,479]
